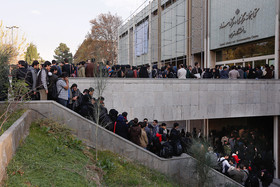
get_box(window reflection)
[216,37,275,62]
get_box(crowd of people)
[190,126,275,186]
[74,59,275,80]
[12,59,275,186]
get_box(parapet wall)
[0,110,41,183]
[20,101,242,186]
[69,78,280,121]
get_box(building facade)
[118,0,279,77]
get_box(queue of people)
[12,59,275,186]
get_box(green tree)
[25,43,39,65]
[53,43,73,63]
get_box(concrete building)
[118,0,279,74]
[116,0,280,179]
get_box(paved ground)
[270,179,280,187]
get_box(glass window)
[254,60,266,69]
[245,61,253,67]
[235,62,243,67]
[216,37,275,62]
[269,59,275,66]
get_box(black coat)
[115,115,129,139]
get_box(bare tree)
[89,12,122,64]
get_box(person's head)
[173,122,179,129]
[194,62,199,67]
[60,72,68,80]
[133,118,138,124]
[88,87,94,96]
[51,60,57,65]
[83,89,89,95]
[238,66,242,70]
[44,61,52,71]
[139,122,146,128]
[143,118,148,123]
[71,83,78,91]
[179,64,184,69]
[18,60,26,68]
[32,60,40,69]
[161,123,167,129]
[64,58,69,64]
[50,66,58,74]
[122,112,128,118]
[188,65,192,70]
[91,98,96,104]
[223,66,227,70]
[153,120,158,126]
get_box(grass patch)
[0,109,25,136]
[96,150,178,187]
[4,119,178,187]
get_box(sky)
[0,0,148,61]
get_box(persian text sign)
[210,0,276,50]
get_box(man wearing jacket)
[37,61,51,100]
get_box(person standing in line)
[229,66,240,79]
[177,64,187,80]
[56,72,69,107]
[37,61,51,100]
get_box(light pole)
[6,26,19,45]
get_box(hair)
[44,61,51,67]
[223,66,227,70]
[51,60,57,65]
[71,83,77,89]
[83,89,89,94]
[88,87,94,92]
[161,123,166,127]
[144,118,148,121]
[32,60,39,67]
[64,58,69,63]
[122,112,128,118]
[50,66,57,73]
[153,120,158,123]
[18,60,26,67]
[194,62,198,66]
[133,118,138,124]
[180,64,184,68]
[139,122,146,128]
[173,123,179,128]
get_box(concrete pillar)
[275,0,280,79]
[186,120,191,133]
[274,116,279,178]
[157,0,162,67]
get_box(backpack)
[25,70,33,87]
[245,173,259,187]
[126,70,134,78]
[160,142,173,158]
[51,80,63,101]
[173,141,183,156]
[217,159,226,172]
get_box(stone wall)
[69,78,280,122]
[20,101,242,186]
[0,110,41,183]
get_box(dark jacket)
[47,73,58,100]
[115,115,129,139]
[220,70,229,79]
[139,66,149,78]
[85,63,96,77]
[15,67,27,81]
[62,64,73,77]
[170,128,180,142]
[129,124,141,146]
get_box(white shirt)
[177,68,187,79]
